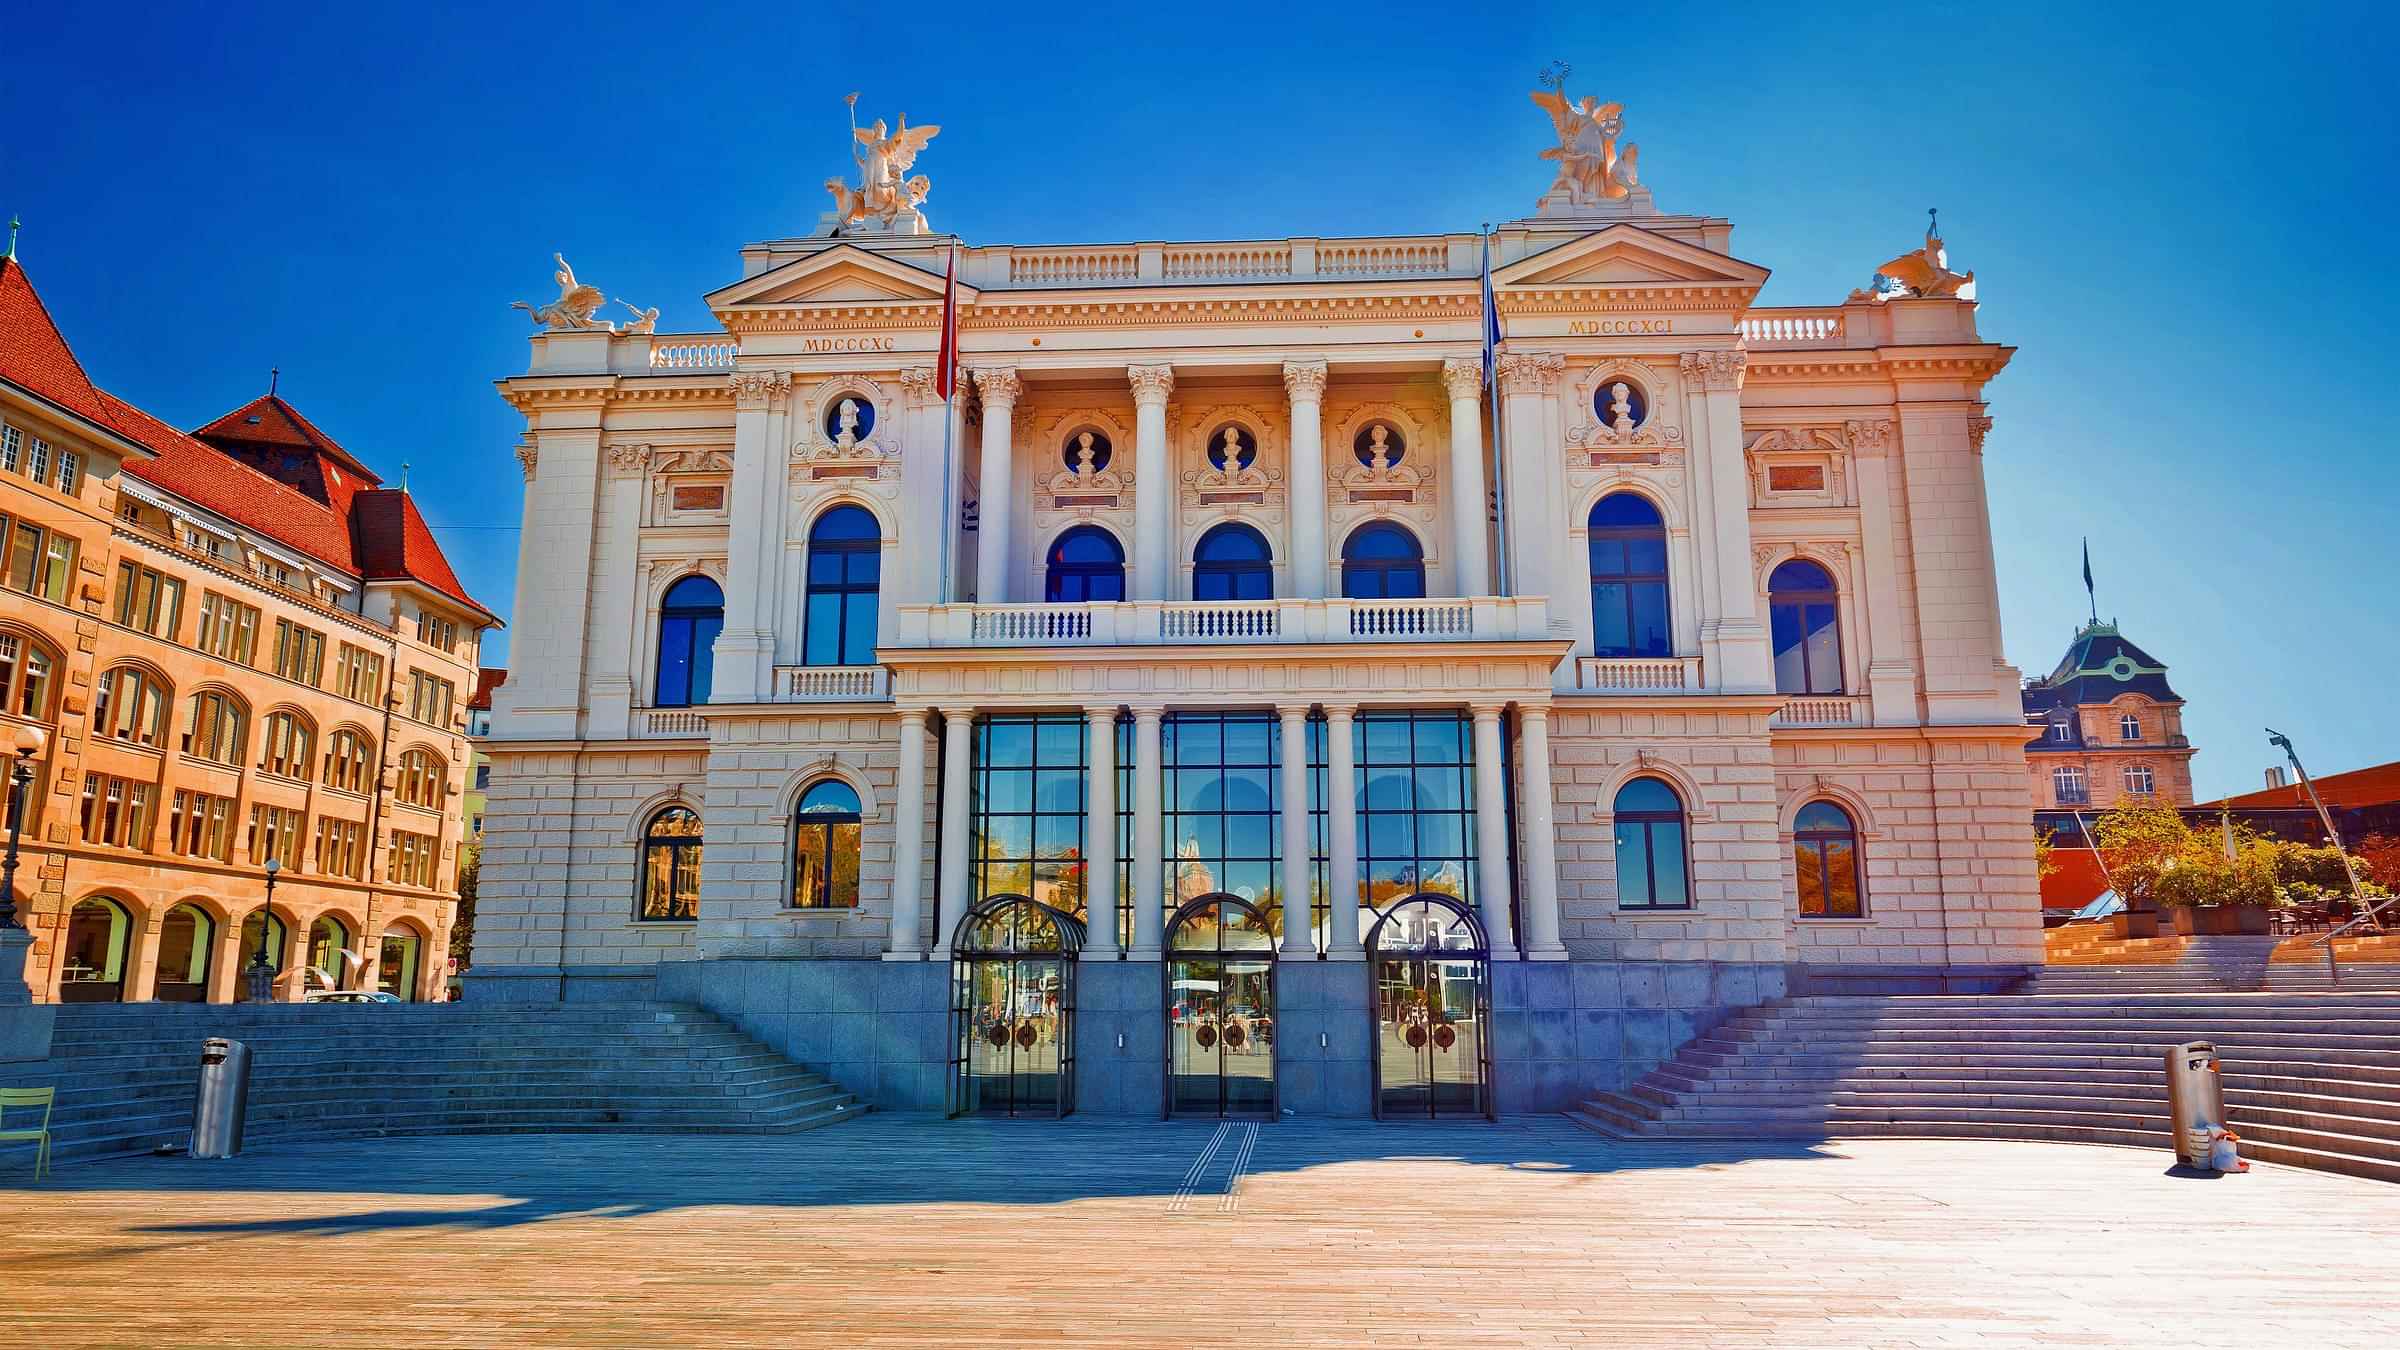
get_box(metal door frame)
[947,894,1083,1119]
[1161,892,1280,1120]
[1365,892,1497,1121]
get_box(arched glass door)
[1366,893,1494,1120]
[58,897,133,1003]
[154,903,215,1003]
[1164,893,1277,1119]
[308,916,353,992]
[949,895,1083,1118]
[378,926,425,1002]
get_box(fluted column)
[1441,359,1492,597]
[1276,703,1315,958]
[971,367,1021,604]
[1515,705,1568,959]
[935,710,975,956]
[1469,704,1518,958]
[1128,706,1166,958]
[1323,704,1364,960]
[1128,365,1176,600]
[884,707,931,960]
[1082,705,1121,959]
[1282,361,1329,598]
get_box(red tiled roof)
[106,391,362,574]
[468,667,507,711]
[0,257,133,443]
[2207,761,2400,812]
[195,393,380,482]
[352,488,492,619]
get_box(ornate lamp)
[247,859,283,1002]
[0,724,45,929]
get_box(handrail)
[2304,893,2399,986]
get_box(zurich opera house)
[474,95,2039,1120]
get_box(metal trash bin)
[2165,1039,2227,1168]
[191,1037,252,1159]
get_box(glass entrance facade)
[949,895,1082,1117]
[1164,894,1277,1118]
[1366,894,1494,1120]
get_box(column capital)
[1320,702,1356,724]
[1467,701,1509,721]
[970,366,1023,407]
[1083,703,1122,724]
[1127,703,1167,724]
[1440,358,1484,401]
[1127,363,1176,408]
[1678,349,1747,391]
[731,369,792,410]
[1515,702,1554,727]
[1495,351,1564,396]
[1281,359,1329,403]
[896,366,941,407]
[896,705,933,728]
[1844,417,1897,459]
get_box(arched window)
[396,748,446,808]
[235,910,289,1003]
[803,506,881,667]
[791,779,863,909]
[1341,523,1426,599]
[325,728,374,793]
[1611,777,1689,910]
[1588,494,1670,658]
[0,632,56,720]
[2119,712,2143,742]
[1793,800,1862,918]
[258,710,315,779]
[1767,559,1843,694]
[58,896,133,1002]
[377,923,425,1002]
[1045,527,1126,603]
[653,575,723,707]
[307,915,355,992]
[92,666,169,747]
[155,902,215,1002]
[186,691,248,766]
[638,806,702,921]
[1192,523,1272,601]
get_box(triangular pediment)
[706,244,977,310]
[1495,224,1770,291]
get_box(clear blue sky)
[3,2,2392,797]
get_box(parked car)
[304,990,402,1004]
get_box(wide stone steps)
[1571,990,2400,1184]
[0,1001,869,1165]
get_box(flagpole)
[1482,225,1510,596]
[935,243,959,604]
[938,387,956,603]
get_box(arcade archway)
[948,895,1082,1118]
[1366,893,1494,1121]
[1163,893,1277,1119]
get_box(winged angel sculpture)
[511,253,609,331]
[1531,86,1641,207]
[825,95,939,234]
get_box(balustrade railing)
[1740,310,1847,347]
[1316,241,1451,276]
[647,339,737,371]
[641,709,707,737]
[1163,245,1292,280]
[774,665,892,701]
[894,596,1551,648]
[1009,249,1139,285]
[1575,656,1702,693]
[1771,695,1864,728]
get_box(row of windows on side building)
[650,497,1851,707]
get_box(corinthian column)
[1441,359,1492,596]
[1282,361,1329,598]
[1128,365,1176,600]
[969,368,1022,604]
[1496,353,1564,605]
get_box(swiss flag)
[934,244,959,401]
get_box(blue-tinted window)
[1768,559,1843,695]
[653,575,722,707]
[803,506,880,666]
[1192,523,1273,601]
[1612,777,1689,909]
[1341,523,1426,600]
[1588,494,1670,658]
[1045,526,1125,603]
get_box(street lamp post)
[246,859,283,1002]
[0,725,47,930]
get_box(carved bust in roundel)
[1196,421,1268,489]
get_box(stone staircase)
[0,1001,864,1166]
[1570,990,2400,1183]
[2027,932,2400,994]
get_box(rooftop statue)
[511,253,612,331]
[824,94,940,236]
[1531,63,1641,209]
[1850,210,1977,302]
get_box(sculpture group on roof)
[510,252,657,333]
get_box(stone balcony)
[887,596,1554,650]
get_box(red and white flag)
[934,244,959,401]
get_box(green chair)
[0,1086,55,1180]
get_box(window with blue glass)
[1612,777,1689,909]
[1191,523,1273,601]
[1162,713,1285,939]
[1340,522,1426,599]
[972,715,1090,917]
[791,779,863,909]
[1045,526,1126,603]
[803,505,881,666]
[1353,711,1476,918]
[1587,493,1671,658]
[1767,559,1844,695]
[652,575,722,707]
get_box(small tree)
[2089,800,2198,911]
[450,841,479,972]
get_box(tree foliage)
[2090,800,2368,910]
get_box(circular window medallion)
[1206,424,1258,472]
[824,396,877,446]
[1062,428,1113,474]
[1594,380,1647,432]
[2107,657,2137,681]
[1352,421,1405,468]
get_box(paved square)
[3,1118,2394,1347]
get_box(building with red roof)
[0,249,496,1005]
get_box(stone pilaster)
[1441,359,1492,597]
[710,370,791,704]
[1281,361,1329,599]
[970,368,1022,604]
[1128,366,1175,602]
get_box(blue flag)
[1479,233,1501,386]
[2082,537,2096,621]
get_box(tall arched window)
[0,632,56,720]
[1341,523,1426,599]
[396,748,446,808]
[1192,523,1272,601]
[639,806,702,921]
[1767,559,1843,694]
[1045,527,1126,603]
[1793,800,1862,918]
[92,666,169,747]
[58,896,133,1002]
[325,728,374,793]
[803,506,881,666]
[1588,494,1671,658]
[653,575,723,707]
[155,902,215,1002]
[791,779,863,909]
[1611,777,1689,910]
[186,691,248,766]
[258,709,315,779]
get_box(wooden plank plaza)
[3,1117,2396,1347]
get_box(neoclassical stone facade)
[478,98,2038,1115]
